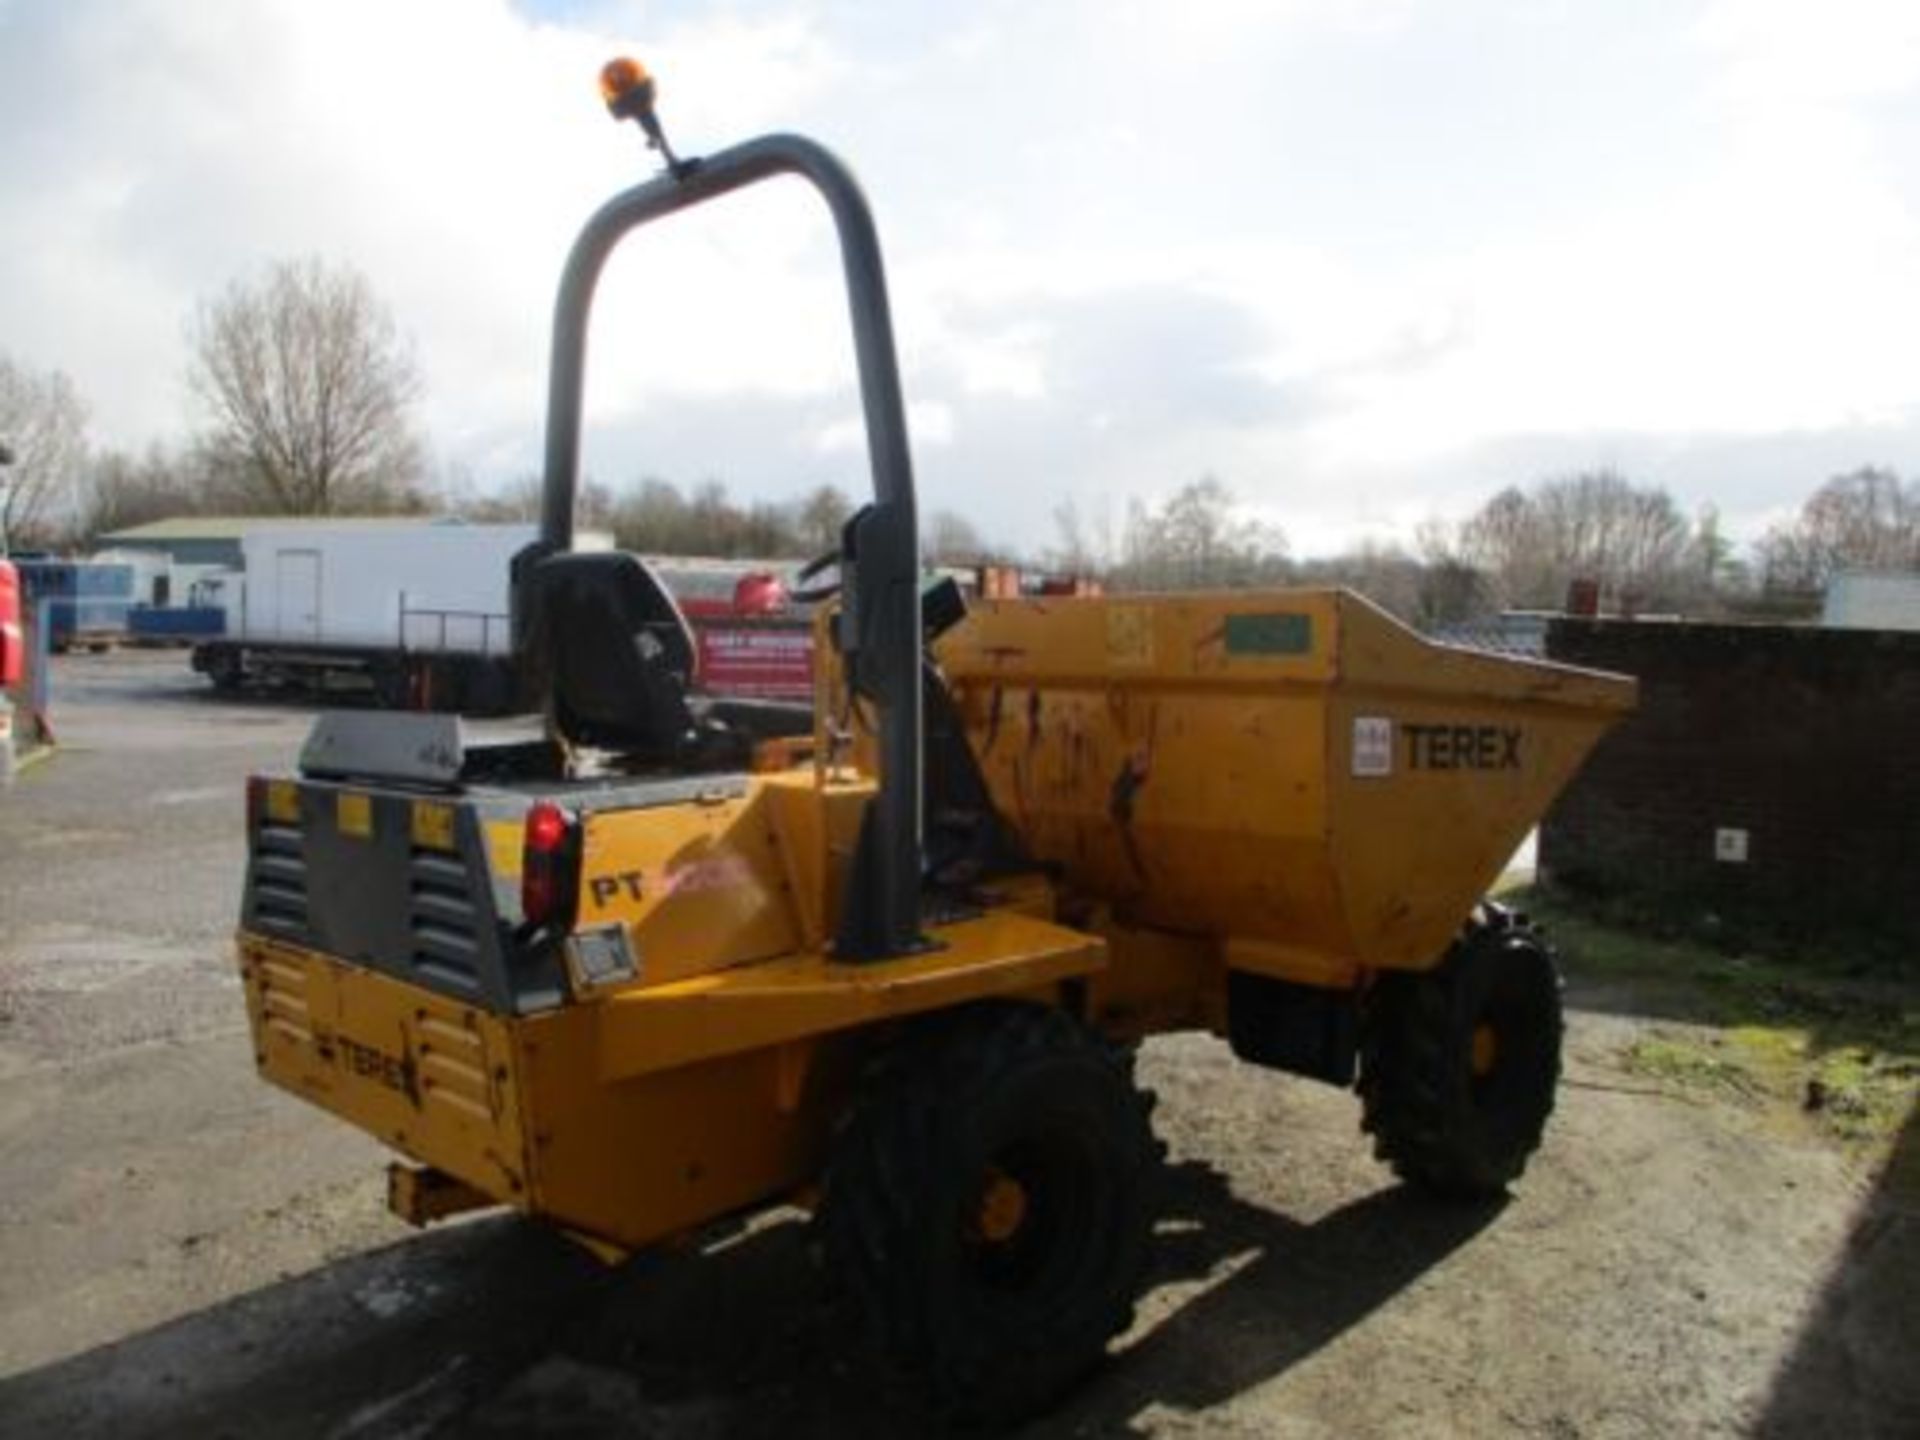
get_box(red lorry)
[662,564,813,703]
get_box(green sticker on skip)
[1224,612,1313,656]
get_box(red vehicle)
[0,559,23,688]
[667,563,1095,703]
[651,562,814,703]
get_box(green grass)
[1623,1033,1764,1099]
[1511,886,1919,1156]
[1621,1029,1916,1145]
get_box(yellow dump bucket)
[938,590,1635,976]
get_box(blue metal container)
[14,561,135,646]
[129,605,225,639]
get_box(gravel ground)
[0,650,1911,1438]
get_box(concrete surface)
[0,650,1908,1438]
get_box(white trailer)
[191,521,583,711]
[1823,570,1920,632]
[235,522,530,651]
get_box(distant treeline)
[4,254,1916,627]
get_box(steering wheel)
[788,547,844,605]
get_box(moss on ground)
[1509,886,1919,1160]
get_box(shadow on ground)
[1755,1096,1920,1438]
[0,1220,606,1439]
[1527,885,1920,1437]
[0,1161,1502,1439]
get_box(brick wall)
[1542,618,1920,946]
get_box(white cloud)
[0,0,850,464]
[814,399,953,455]
[2,0,1919,556]
[1697,0,1920,105]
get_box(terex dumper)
[236,60,1635,1422]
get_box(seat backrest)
[520,551,699,755]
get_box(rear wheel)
[205,650,243,693]
[819,1005,1159,1425]
[1358,905,1562,1197]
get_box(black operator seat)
[522,551,699,755]
[521,550,811,765]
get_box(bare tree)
[578,480,616,536]
[688,479,735,550]
[1681,503,1748,608]
[1110,477,1289,591]
[0,354,88,549]
[1411,515,1493,625]
[188,258,425,515]
[1454,486,1545,604]
[1452,470,1694,611]
[446,470,628,532]
[613,477,695,553]
[1295,541,1426,623]
[926,508,989,565]
[607,476,801,558]
[1048,495,1114,576]
[79,443,208,543]
[795,483,854,554]
[1758,467,1919,594]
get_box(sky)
[3,0,1920,557]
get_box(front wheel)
[819,1005,1160,1425]
[1358,905,1563,1197]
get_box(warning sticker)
[1107,606,1154,666]
[337,791,374,839]
[1223,611,1313,656]
[1352,716,1393,777]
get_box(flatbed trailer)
[195,534,812,711]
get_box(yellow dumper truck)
[237,61,1635,1422]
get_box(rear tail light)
[0,559,19,688]
[245,775,265,830]
[521,800,581,932]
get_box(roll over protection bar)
[527,132,926,960]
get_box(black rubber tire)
[819,1004,1160,1426]
[1358,904,1563,1198]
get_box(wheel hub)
[1470,1022,1499,1077]
[972,1168,1029,1245]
